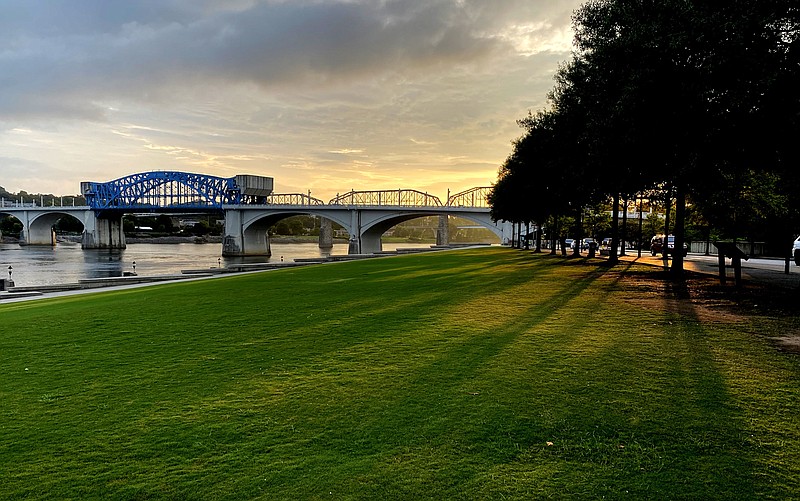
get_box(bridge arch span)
[2,209,91,246]
[357,211,445,254]
[239,209,350,234]
[26,211,86,246]
[356,209,507,253]
[223,207,353,256]
[0,211,23,240]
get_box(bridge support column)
[81,213,126,249]
[319,218,333,250]
[436,215,449,246]
[348,209,361,254]
[222,209,271,257]
[359,234,382,254]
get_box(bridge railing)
[1,199,38,208]
[446,187,492,208]
[265,193,325,206]
[328,190,443,207]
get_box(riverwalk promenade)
[618,252,800,289]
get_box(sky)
[0,0,582,201]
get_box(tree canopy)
[490,0,800,273]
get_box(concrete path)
[617,252,800,289]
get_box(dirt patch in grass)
[617,267,800,353]
[773,336,800,354]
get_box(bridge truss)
[81,171,241,211]
[329,189,443,207]
[80,171,492,211]
[265,193,325,205]
[447,187,492,208]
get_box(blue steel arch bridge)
[80,171,492,210]
[4,171,510,256]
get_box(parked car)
[792,235,800,265]
[564,238,575,250]
[650,235,688,257]
[579,238,597,251]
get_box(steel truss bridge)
[3,171,508,255]
[79,171,491,210]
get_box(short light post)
[217,257,221,268]
[132,261,136,274]
[8,266,12,280]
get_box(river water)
[0,241,427,287]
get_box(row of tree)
[489,0,799,276]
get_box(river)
[0,241,430,287]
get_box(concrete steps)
[0,290,44,300]
[181,262,313,275]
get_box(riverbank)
[0,244,453,300]
[53,234,352,244]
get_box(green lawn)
[1,248,799,499]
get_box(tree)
[491,0,799,271]
[578,0,798,270]
[154,214,175,234]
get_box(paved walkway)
[617,252,800,289]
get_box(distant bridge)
[1,171,509,256]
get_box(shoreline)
[2,235,357,245]
[0,244,481,302]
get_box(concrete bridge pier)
[81,213,126,249]
[359,232,383,254]
[222,209,271,257]
[319,218,333,250]
[436,215,449,246]
[346,209,384,254]
[19,222,56,246]
[348,209,361,254]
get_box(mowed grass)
[1,248,800,499]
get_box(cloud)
[0,0,578,121]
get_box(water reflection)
[83,249,126,279]
[0,241,422,287]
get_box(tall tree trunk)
[672,182,686,279]
[620,196,628,256]
[609,193,620,265]
[572,207,582,257]
[663,185,672,269]
[525,221,531,250]
[551,216,558,255]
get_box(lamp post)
[8,266,12,280]
[217,257,221,268]
[132,261,136,274]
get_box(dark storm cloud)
[0,0,575,121]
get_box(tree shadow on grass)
[248,257,614,496]
[451,262,761,498]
